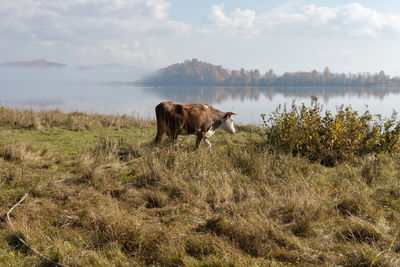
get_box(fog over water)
[1,79,400,124]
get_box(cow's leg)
[204,138,212,149]
[195,133,203,150]
[168,126,179,144]
[154,124,165,144]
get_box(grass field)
[1,107,400,266]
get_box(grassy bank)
[1,107,400,266]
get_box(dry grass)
[1,108,400,266]
[0,106,152,130]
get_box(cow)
[154,101,236,149]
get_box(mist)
[0,65,151,85]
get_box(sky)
[1,0,400,75]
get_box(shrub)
[262,101,400,165]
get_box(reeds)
[0,107,152,130]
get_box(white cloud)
[0,0,190,62]
[204,3,400,38]
[206,4,256,36]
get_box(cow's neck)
[211,111,225,130]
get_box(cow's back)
[154,101,234,148]
[155,101,219,142]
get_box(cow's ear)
[224,112,236,118]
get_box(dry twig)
[7,193,70,267]
[124,150,159,165]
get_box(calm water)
[1,83,400,124]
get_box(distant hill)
[140,59,395,87]
[140,59,230,86]
[1,59,67,69]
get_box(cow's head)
[220,112,236,134]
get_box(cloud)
[204,3,400,38]
[206,4,257,36]
[0,0,190,62]
[209,4,255,28]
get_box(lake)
[1,83,400,124]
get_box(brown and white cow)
[154,101,236,149]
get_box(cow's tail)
[154,103,165,144]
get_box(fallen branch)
[53,178,67,184]
[7,193,70,267]
[124,150,159,165]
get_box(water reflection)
[1,84,400,124]
[148,86,400,104]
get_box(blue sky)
[1,0,400,75]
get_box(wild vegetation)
[262,100,400,166]
[1,106,400,266]
[140,59,395,87]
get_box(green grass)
[0,128,153,157]
[1,108,400,266]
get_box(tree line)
[140,59,395,87]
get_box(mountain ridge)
[1,59,67,68]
